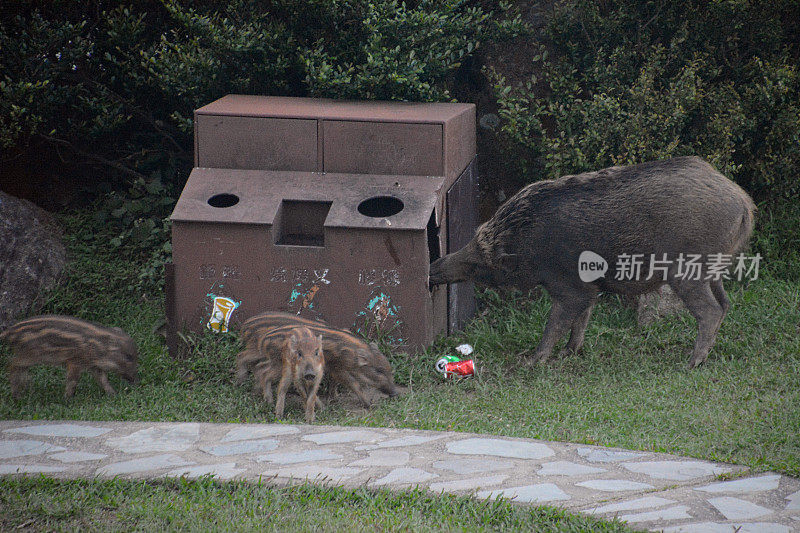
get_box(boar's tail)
[731,194,757,255]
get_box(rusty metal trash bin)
[167,96,477,353]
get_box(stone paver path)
[1,420,798,532]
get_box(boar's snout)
[303,369,317,382]
[124,360,140,384]
[121,365,139,385]
[430,240,497,286]
[372,369,398,397]
[429,257,450,285]
[430,241,479,285]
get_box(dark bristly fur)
[429,157,756,368]
[1,315,139,398]
[238,311,398,407]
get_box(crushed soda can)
[443,359,475,378]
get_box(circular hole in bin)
[207,193,240,208]
[358,196,404,218]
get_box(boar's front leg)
[528,290,595,365]
[303,373,324,423]
[9,363,30,399]
[261,378,274,405]
[274,371,292,419]
[344,373,372,408]
[90,368,117,396]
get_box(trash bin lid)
[171,168,445,231]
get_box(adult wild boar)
[429,157,755,368]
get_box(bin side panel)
[323,121,443,177]
[316,228,434,351]
[444,105,477,182]
[196,116,318,171]
[172,222,437,352]
[172,222,276,334]
[446,157,478,333]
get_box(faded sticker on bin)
[270,267,330,285]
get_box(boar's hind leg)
[90,369,117,396]
[562,300,596,355]
[668,279,726,369]
[710,279,731,317]
[530,293,595,364]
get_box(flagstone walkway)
[1,420,798,532]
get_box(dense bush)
[0,0,521,290]
[1,1,520,180]
[492,0,800,203]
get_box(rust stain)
[384,235,401,265]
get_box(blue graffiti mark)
[288,284,303,304]
[205,280,226,296]
[365,293,397,315]
[353,289,404,346]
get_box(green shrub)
[493,0,799,202]
[1,1,521,182]
[750,201,800,281]
[0,1,522,291]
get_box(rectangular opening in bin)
[427,211,440,264]
[274,200,332,247]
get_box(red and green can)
[443,359,475,378]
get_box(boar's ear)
[368,341,380,353]
[497,253,521,272]
[288,334,297,350]
[111,327,126,335]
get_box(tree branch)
[38,134,150,181]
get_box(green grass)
[1,209,799,485]
[0,476,636,532]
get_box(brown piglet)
[1,315,139,399]
[274,326,325,423]
[241,312,399,407]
